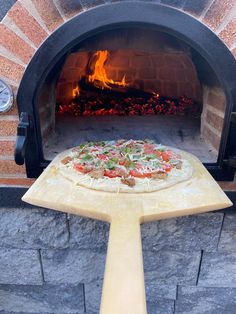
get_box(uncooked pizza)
[58,139,193,193]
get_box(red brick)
[162,82,178,98]
[206,110,224,131]
[177,82,194,98]
[203,0,235,31]
[181,56,195,69]
[0,24,35,64]
[138,68,156,80]
[131,55,151,67]
[186,70,199,82]
[0,159,25,175]
[0,140,16,156]
[106,69,119,81]
[164,54,183,68]
[75,52,89,67]
[143,80,162,93]
[208,90,226,112]
[8,2,48,47]
[1,104,18,115]
[0,119,18,136]
[0,177,34,187]
[118,69,135,82]
[175,69,187,82]
[151,55,166,67]
[0,56,25,82]
[55,0,83,19]
[194,86,203,103]
[219,18,236,48]
[60,68,81,82]
[32,0,64,32]
[159,67,176,80]
[106,53,130,68]
[231,47,236,59]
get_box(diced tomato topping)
[129,169,152,178]
[104,169,123,178]
[74,163,87,174]
[160,152,171,162]
[144,144,155,154]
[97,154,109,160]
[163,164,172,172]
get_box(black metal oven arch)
[15,1,236,179]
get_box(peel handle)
[100,214,147,314]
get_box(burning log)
[58,49,201,118]
[79,77,154,98]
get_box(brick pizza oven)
[0,0,236,188]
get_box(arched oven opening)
[15,2,236,180]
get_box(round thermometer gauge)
[0,79,14,113]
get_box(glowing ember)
[88,50,128,89]
[58,94,200,117]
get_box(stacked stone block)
[0,188,236,313]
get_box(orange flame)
[88,50,128,89]
[72,84,80,98]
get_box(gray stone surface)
[41,249,106,284]
[84,279,175,314]
[68,215,109,251]
[175,286,236,314]
[0,0,16,21]
[84,279,103,313]
[141,213,223,252]
[145,280,176,301]
[0,249,42,285]
[0,283,85,313]
[147,300,175,314]
[0,207,69,249]
[218,214,236,252]
[144,250,201,285]
[198,252,236,287]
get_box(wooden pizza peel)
[22,149,232,314]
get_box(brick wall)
[201,86,226,152]
[0,0,235,186]
[56,50,202,106]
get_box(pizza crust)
[56,147,193,193]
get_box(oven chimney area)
[37,28,225,164]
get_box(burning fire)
[88,50,128,89]
[72,85,80,97]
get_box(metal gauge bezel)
[0,79,14,113]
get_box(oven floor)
[44,115,217,162]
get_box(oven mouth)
[15,2,236,180]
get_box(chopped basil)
[145,154,157,160]
[79,144,85,149]
[81,154,93,161]
[105,160,116,170]
[128,161,135,169]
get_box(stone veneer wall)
[0,0,235,187]
[0,188,236,313]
